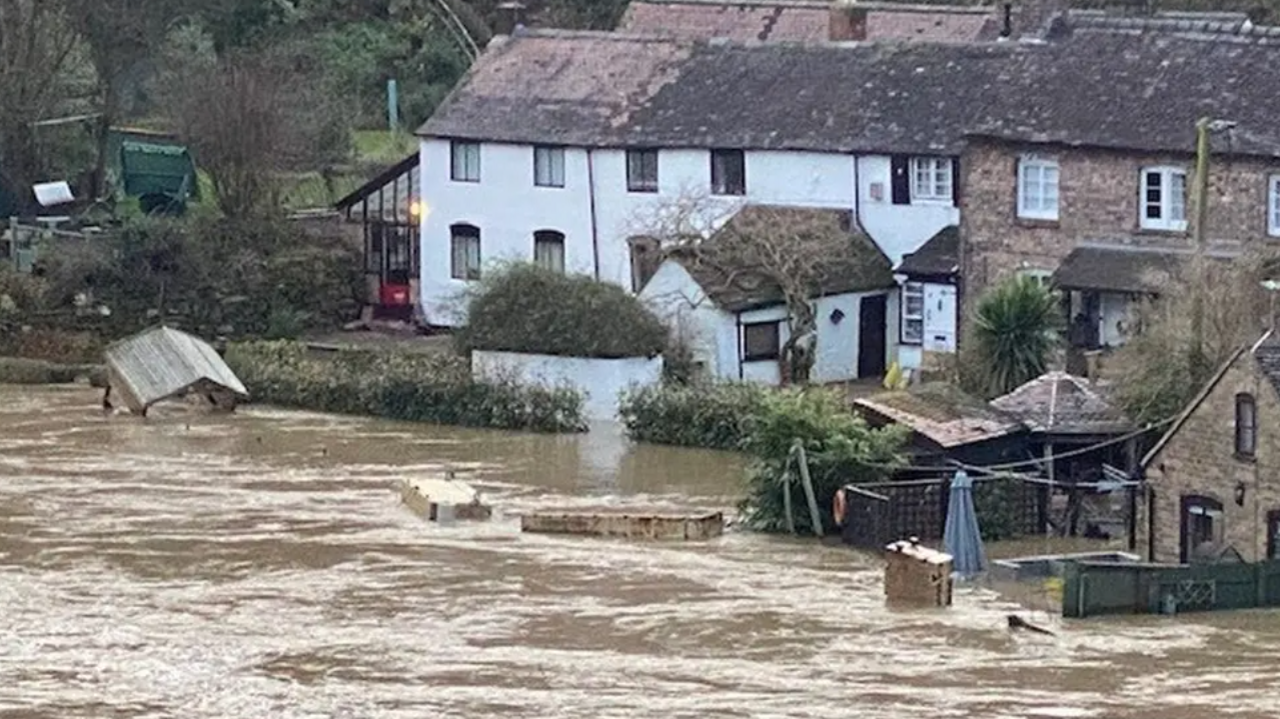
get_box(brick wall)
[1137,351,1280,563]
[960,138,1280,307]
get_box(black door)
[1267,510,1280,560]
[858,294,888,378]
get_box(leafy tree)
[966,274,1062,398]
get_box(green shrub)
[738,388,908,535]
[618,381,768,450]
[0,357,101,385]
[456,263,668,359]
[224,341,587,433]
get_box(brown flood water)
[3,385,1280,719]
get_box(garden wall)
[472,351,662,422]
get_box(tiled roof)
[896,225,958,276]
[855,382,1024,448]
[673,205,895,311]
[1252,333,1280,400]
[1051,245,1237,294]
[420,27,1280,158]
[617,0,998,43]
[990,371,1132,435]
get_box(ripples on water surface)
[2,385,1279,718]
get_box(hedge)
[618,381,768,450]
[0,357,105,386]
[456,263,667,359]
[223,341,586,433]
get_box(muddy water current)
[3,385,1280,718]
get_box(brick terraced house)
[959,24,1280,366]
[1138,332,1280,564]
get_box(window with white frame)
[450,223,481,280]
[627,149,659,193]
[534,146,565,188]
[910,156,952,203]
[1018,155,1060,220]
[1140,166,1187,231]
[533,230,566,273]
[450,141,480,182]
[901,282,924,344]
[1269,175,1280,237]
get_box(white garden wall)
[472,351,663,422]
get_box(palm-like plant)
[970,275,1063,398]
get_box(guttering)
[586,149,602,280]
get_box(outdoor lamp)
[1235,481,1247,507]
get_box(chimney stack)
[495,1,527,35]
[829,1,869,42]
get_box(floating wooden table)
[520,508,724,540]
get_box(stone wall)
[960,138,1280,308]
[1137,350,1280,563]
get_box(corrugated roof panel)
[104,326,249,410]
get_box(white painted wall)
[855,156,960,268]
[895,281,956,372]
[419,139,960,327]
[640,258,892,385]
[472,350,664,422]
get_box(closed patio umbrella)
[943,469,987,578]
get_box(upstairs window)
[910,156,953,203]
[533,146,565,188]
[627,149,659,193]
[1139,166,1187,231]
[1236,392,1257,458]
[1269,175,1280,237]
[742,321,780,361]
[450,141,480,182]
[1018,155,1060,220]
[711,149,746,196]
[450,223,481,281]
[533,230,566,273]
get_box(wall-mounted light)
[830,308,845,325]
[1235,481,1247,507]
[409,199,426,219]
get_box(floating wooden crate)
[399,477,492,522]
[520,509,724,540]
[884,538,953,607]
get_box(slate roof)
[672,205,895,312]
[1051,245,1239,294]
[617,0,998,43]
[1252,333,1280,400]
[896,225,958,276]
[855,382,1024,448]
[420,26,1280,158]
[990,371,1133,435]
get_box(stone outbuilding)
[1138,331,1280,564]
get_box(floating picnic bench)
[520,508,724,540]
[399,476,492,522]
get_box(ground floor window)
[742,321,780,362]
[901,282,924,344]
[1180,495,1224,563]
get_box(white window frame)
[450,225,481,281]
[1139,166,1187,232]
[533,230,566,273]
[533,146,565,188]
[1017,155,1060,221]
[450,141,480,183]
[1269,175,1280,238]
[910,156,952,204]
[901,282,924,344]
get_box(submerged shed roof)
[104,326,249,411]
[990,371,1132,435]
[855,382,1023,448]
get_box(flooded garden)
[2,384,1280,718]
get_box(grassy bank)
[0,357,106,386]
[225,341,587,433]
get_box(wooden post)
[1189,116,1212,373]
[794,443,824,538]
[782,461,796,536]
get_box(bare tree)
[163,41,350,217]
[635,194,886,384]
[0,0,84,204]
